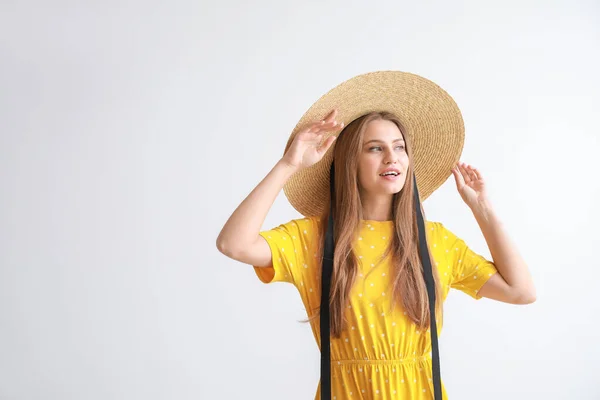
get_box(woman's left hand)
[452,162,489,209]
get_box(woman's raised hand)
[280,109,344,171]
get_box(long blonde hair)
[301,111,443,338]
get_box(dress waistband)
[333,353,432,366]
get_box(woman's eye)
[369,145,404,151]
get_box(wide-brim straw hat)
[281,70,465,217]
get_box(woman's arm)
[216,159,298,258]
[451,162,536,304]
[216,108,342,260]
[472,199,537,304]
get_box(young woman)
[216,71,536,400]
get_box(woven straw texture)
[282,71,464,217]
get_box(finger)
[323,108,338,123]
[319,119,340,127]
[465,164,478,181]
[307,119,335,132]
[452,165,465,186]
[471,166,483,181]
[312,118,338,127]
[306,120,325,131]
[318,135,337,154]
[458,162,471,184]
[313,120,344,133]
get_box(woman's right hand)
[280,109,344,171]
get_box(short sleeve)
[436,222,498,300]
[252,217,319,287]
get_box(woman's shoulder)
[272,215,323,235]
[424,220,454,242]
[425,219,443,232]
[424,220,467,249]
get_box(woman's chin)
[374,184,405,195]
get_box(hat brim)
[283,70,464,217]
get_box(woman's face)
[357,119,410,196]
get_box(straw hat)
[281,70,465,217]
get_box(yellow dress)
[253,217,498,399]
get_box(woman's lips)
[379,173,401,181]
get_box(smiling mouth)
[379,173,401,181]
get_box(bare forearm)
[471,199,536,297]
[216,159,298,253]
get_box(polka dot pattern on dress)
[250,217,498,398]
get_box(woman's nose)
[384,152,398,164]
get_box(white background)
[1,0,599,399]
